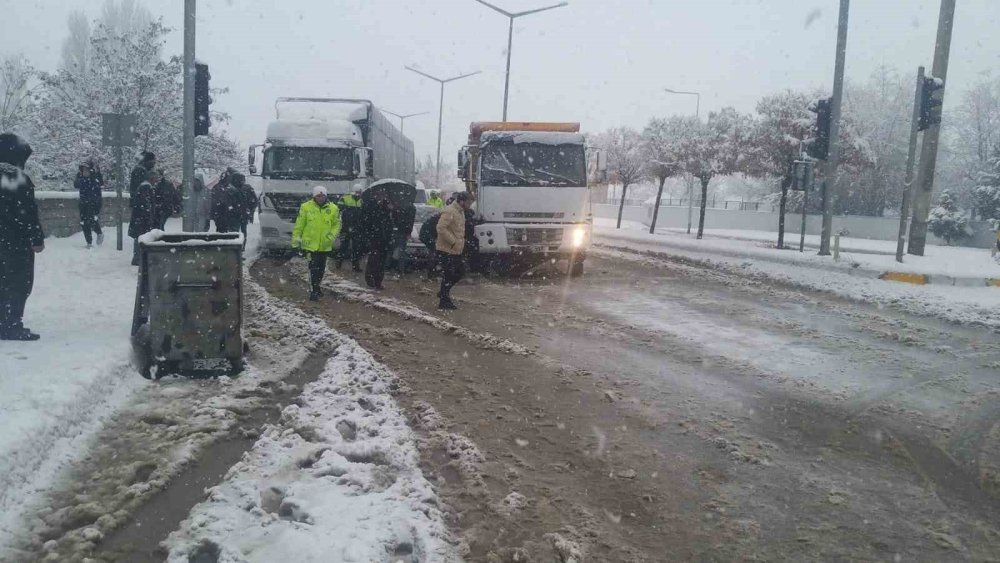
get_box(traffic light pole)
[896,66,925,263]
[181,0,196,232]
[819,0,850,256]
[908,0,956,256]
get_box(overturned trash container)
[131,231,245,379]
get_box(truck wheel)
[570,260,584,277]
[229,358,245,376]
[486,257,512,278]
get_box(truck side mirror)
[457,149,467,180]
[354,148,373,178]
[248,145,261,176]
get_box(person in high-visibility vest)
[336,188,364,271]
[292,185,342,301]
[427,191,445,209]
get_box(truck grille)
[503,211,565,219]
[506,227,563,245]
[264,193,309,221]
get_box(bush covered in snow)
[928,190,970,245]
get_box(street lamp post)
[472,0,568,121]
[664,88,701,233]
[383,110,429,136]
[404,66,481,190]
[663,88,700,119]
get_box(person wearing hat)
[129,168,161,265]
[154,169,181,230]
[230,171,257,247]
[75,161,104,247]
[129,151,156,199]
[0,133,44,340]
[292,185,342,300]
[210,170,244,234]
[435,191,473,310]
[360,189,394,290]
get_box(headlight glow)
[572,227,586,248]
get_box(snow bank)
[592,225,1000,329]
[0,231,141,551]
[164,283,456,562]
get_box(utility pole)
[819,0,850,256]
[472,0,568,121]
[896,66,925,263]
[181,0,196,232]
[908,0,956,256]
[404,66,480,190]
[663,88,701,119]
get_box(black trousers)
[80,208,103,245]
[308,251,329,291]
[437,252,464,301]
[365,246,388,288]
[0,248,34,331]
[338,227,362,268]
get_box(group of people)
[126,152,258,263]
[292,185,472,310]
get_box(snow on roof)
[481,130,585,146]
[137,230,244,247]
[266,119,362,147]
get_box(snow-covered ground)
[593,220,1000,329]
[0,230,141,548]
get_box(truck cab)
[459,122,592,275]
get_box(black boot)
[1,325,40,341]
[309,286,321,301]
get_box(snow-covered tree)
[593,127,645,228]
[30,11,240,187]
[972,146,1000,226]
[684,108,754,239]
[641,116,688,233]
[0,54,37,135]
[928,190,970,245]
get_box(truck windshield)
[481,143,586,187]
[263,147,354,180]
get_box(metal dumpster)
[131,231,245,379]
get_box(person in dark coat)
[359,191,394,289]
[386,201,416,274]
[128,169,161,265]
[0,133,45,340]
[418,212,441,280]
[210,172,244,234]
[129,151,156,199]
[153,170,181,230]
[231,172,257,246]
[75,161,104,247]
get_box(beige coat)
[436,201,466,255]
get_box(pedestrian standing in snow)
[231,172,257,247]
[188,173,212,231]
[129,169,161,266]
[210,172,243,234]
[435,192,472,310]
[129,151,155,199]
[386,198,416,275]
[291,185,341,301]
[154,170,181,230]
[0,133,44,341]
[75,162,104,248]
[427,190,445,210]
[360,190,394,290]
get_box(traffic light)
[807,97,832,160]
[194,63,211,136]
[918,76,944,132]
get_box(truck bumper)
[259,210,293,251]
[473,222,590,258]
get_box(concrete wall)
[593,203,647,224]
[36,192,131,238]
[627,203,995,249]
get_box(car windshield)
[480,142,586,187]
[414,190,427,204]
[263,147,354,180]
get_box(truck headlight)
[572,227,586,248]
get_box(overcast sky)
[3,0,999,164]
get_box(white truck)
[249,98,414,252]
[458,122,596,276]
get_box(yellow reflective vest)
[427,194,445,209]
[341,194,362,208]
[292,200,342,252]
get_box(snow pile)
[0,231,141,551]
[164,283,456,562]
[593,224,1000,329]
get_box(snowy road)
[253,247,1000,561]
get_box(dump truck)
[458,122,593,275]
[249,98,415,252]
